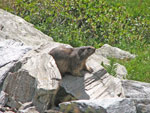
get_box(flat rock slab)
[122,80,150,98]
[0,9,53,46]
[133,98,150,113]
[2,70,36,108]
[22,52,61,90]
[60,57,123,100]
[0,91,8,106]
[2,51,61,112]
[61,72,150,101]
[96,44,136,59]
[59,98,136,113]
[60,98,150,113]
[0,39,31,67]
[0,39,31,87]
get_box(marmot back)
[49,46,95,76]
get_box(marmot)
[49,46,96,76]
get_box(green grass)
[0,0,150,83]
[101,58,117,77]
[105,0,150,82]
[117,45,150,82]
[106,0,150,19]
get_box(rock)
[3,111,15,113]
[134,98,150,113]
[45,109,63,113]
[0,9,53,46]
[1,47,62,112]
[18,107,39,113]
[0,106,16,113]
[115,63,127,79]
[59,98,150,113]
[136,103,150,113]
[2,70,36,109]
[122,80,150,98]
[0,39,31,109]
[0,91,8,106]
[0,39,31,69]
[60,56,123,100]
[59,53,150,113]
[59,77,150,112]
[18,102,33,111]
[59,98,136,113]
[90,53,127,79]
[89,53,110,66]
[96,44,136,59]
[0,39,70,112]
[18,102,39,113]
[0,39,31,88]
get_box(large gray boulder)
[0,41,70,113]
[59,98,150,113]
[1,44,62,112]
[0,8,61,113]
[0,9,53,46]
[0,39,31,89]
[59,98,136,113]
[133,98,150,113]
[96,44,136,59]
[122,80,150,98]
[59,72,150,113]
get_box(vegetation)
[0,0,150,82]
[101,58,117,77]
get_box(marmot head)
[78,46,96,60]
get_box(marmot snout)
[49,46,95,77]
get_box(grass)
[102,58,117,77]
[106,0,150,19]
[106,0,150,82]
[118,45,150,82]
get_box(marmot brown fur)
[49,46,96,76]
